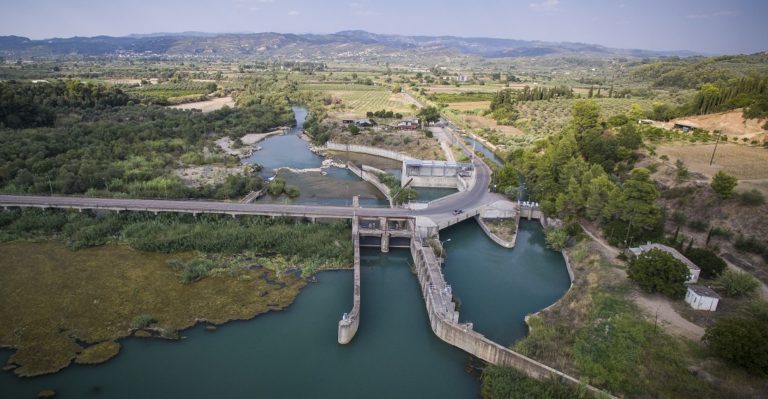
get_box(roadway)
[0,125,500,225]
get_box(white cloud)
[288,10,300,16]
[529,0,561,12]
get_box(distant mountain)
[0,30,702,60]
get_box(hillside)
[659,109,768,142]
[0,30,702,61]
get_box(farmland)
[301,83,417,118]
[655,142,768,181]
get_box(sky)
[1,0,766,54]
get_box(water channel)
[0,108,570,398]
[463,137,503,166]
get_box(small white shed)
[685,285,720,311]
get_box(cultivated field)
[169,96,235,113]
[515,97,656,137]
[302,83,416,118]
[656,143,768,181]
[447,101,491,111]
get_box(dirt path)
[579,222,622,260]
[580,222,706,341]
[631,292,705,341]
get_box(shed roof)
[687,284,720,299]
[629,243,700,271]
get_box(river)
[0,219,569,398]
[0,107,570,398]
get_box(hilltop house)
[396,118,420,130]
[685,285,720,311]
[627,243,701,284]
[672,120,700,132]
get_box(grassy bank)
[0,241,306,377]
[0,208,353,376]
[484,240,768,398]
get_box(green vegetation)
[715,270,760,297]
[510,241,761,398]
[739,189,765,206]
[511,101,658,246]
[0,80,292,198]
[0,241,305,377]
[704,317,768,376]
[131,314,158,329]
[375,172,418,205]
[0,208,351,269]
[710,170,739,199]
[417,106,441,124]
[544,228,568,251]
[480,366,587,399]
[628,249,689,299]
[429,91,494,103]
[684,248,726,279]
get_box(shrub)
[685,248,726,279]
[739,189,765,206]
[687,219,709,232]
[267,178,286,196]
[131,314,157,329]
[704,317,768,376]
[735,235,767,254]
[544,228,569,251]
[481,366,588,399]
[284,184,300,198]
[628,249,689,299]
[716,270,760,297]
[711,170,738,199]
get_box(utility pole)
[709,130,722,166]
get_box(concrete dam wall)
[409,236,615,398]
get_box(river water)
[0,220,569,399]
[0,107,570,398]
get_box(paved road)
[0,125,499,223]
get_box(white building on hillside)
[627,243,700,283]
[685,285,720,311]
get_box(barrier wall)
[325,142,414,162]
[338,217,361,344]
[409,237,615,398]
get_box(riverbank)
[0,242,307,377]
[511,239,767,398]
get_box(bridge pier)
[379,217,389,253]
[338,214,361,344]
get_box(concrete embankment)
[409,236,615,398]
[475,217,516,248]
[323,142,414,162]
[347,163,393,207]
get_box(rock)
[37,389,56,398]
[133,329,152,338]
[206,325,217,331]
[687,366,717,384]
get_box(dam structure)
[0,123,612,397]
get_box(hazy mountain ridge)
[0,30,703,59]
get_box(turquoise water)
[0,249,479,399]
[442,219,571,345]
[0,220,570,398]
